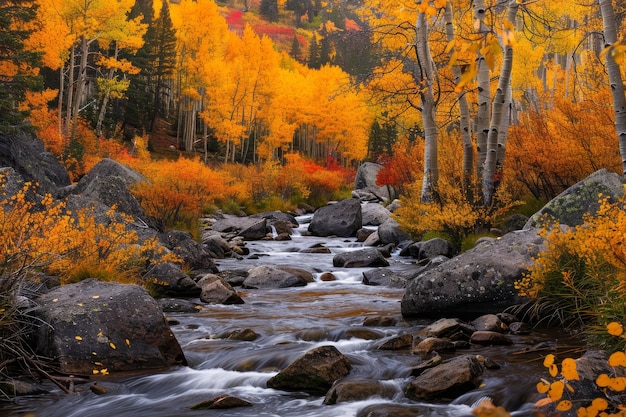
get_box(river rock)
[157,298,202,313]
[361,267,417,288]
[525,168,626,229]
[362,230,381,246]
[190,394,252,410]
[376,333,413,350]
[251,211,299,228]
[420,318,475,340]
[361,202,391,226]
[242,265,314,289]
[31,279,186,374]
[211,215,268,240]
[356,404,423,417]
[401,228,545,318]
[160,230,217,271]
[470,331,513,345]
[201,232,232,258]
[353,162,396,202]
[308,199,362,237]
[197,274,244,304]
[333,248,389,268]
[412,337,456,356]
[266,345,352,394]
[356,228,376,242]
[0,132,71,196]
[377,218,411,245]
[143,261,201,296]
[324,377,399,404]
[471,314,508,333]
[403,238,457,261]
[405,355,485,399]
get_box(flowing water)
[2,216,575,417]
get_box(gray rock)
[525,168,626,229]
[414,238,457,261]
[201,233,231,258]
[323,378,399,404]
[308,199,362,237]
[471,314,508,333]
[157,298,202,313]
[190,394,252,410]
[420,318,475,340]
[31,279,186,374]
[356,228,376,242]
[406,355,485,399]
[143,262,201,296]
[333,248,389,268]
[470,331,513,345]
[361,203,391,226]
[160,230,217,271]
[356,404,424,417]
[354,162,396,202]
[0,132,71,195]
[376,334,413,350]
[401,228,545,318]
[361,267,414,288]
[377,218,411,245]
[412,337,456,356]
[266,345,352,394]
[211,215,268,240]
[197,274,244,305]
[243,265,314,289]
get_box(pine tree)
[307,33,320,69]
[260,0,279,22]
[289,35,302,62]
[0,0,42,132]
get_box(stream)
[2,215,575,417]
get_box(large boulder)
[405,355,485,399]
[401,228,545,318]
[242,265,314,289]
[0,132,71,195]
[333,248,389,268]
[353,162,396,202]
[323,378,399,404]
[211,215,268,240]
[143,262,201,296]
[377,218,411,245]
[361,203,391,226]
[266,345,352,394]
[160,230,217,271]
[197,274,244,305]
[31,279,186,374]
[525,169,626,229]
[308,199,362,237]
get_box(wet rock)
[406,355,485,400]
[89,383,109,395]
[345,327,385,340]
[0,380,47,396]
[471,314,508,333]
[32,279,187,375]
[251,211,299,228]
[470,331,513,345]
[361,203,391,226]
[319,272,336,281]
[143,262,200,296]
[356,228,376,242]
[377,218,411,245]
[211,215,267,240]
[160,230,217,271]
[190,394,252,410]
[410,352,442,376]
[376,334,413,350]
[157,298,202,313]
[295,327,330,341]
[243,265,314,289]
[217,269,248,287]
[266,345,352,394]
[324,378,399,404]
[333,248,389,268]
[217,328,258,341]
[356,404,423,417]
[362,230,381,246]
[421,318,475,340]
[401,228,545,318]
[201,233,231,258]
[299,243,331,254]
[361,267,412,288]
[412,337,456,356]
[308,199,362,237]
[405,238,458,261]
[496,312,518,324]
[508,322,531,335]
[197,274,244,305]
[363,316,397,327]
[525,169,626,229]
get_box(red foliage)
[224,9,244,30]
[253,24,295,38]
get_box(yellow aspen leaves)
[125,339,131,347]
[561,358,579,381]
[607,322,624,337]
[109,342,116,350]
[556,400,573,411]
[608,352,626,367]
[75,336,83,341]
[544,354,559,377]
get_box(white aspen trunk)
[599,0,626,175]
[58,66,64,141]
[70,36,90,144]
[483,1,519,207]
[474,0,490,193]
[95,44,119,138]
[64,45,76,138]
[444,2,473,200]
[416,12,439,203]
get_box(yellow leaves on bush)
[0,173,165,286]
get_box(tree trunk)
[444,2,473,201]
[70,36,90,144]
[415,12,439,203]
[599,0,626,175]
[483,1,519,207]
[474,0,490,197]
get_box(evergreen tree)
[289,35,303,62]
[0,0,42,132]
[260,0,279,22]
[307,34,320,69]
[318,26,332,67]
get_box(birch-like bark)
[483,1,519,207]
[599,0,626,175]
[474,0,490,194]
[444,2,473,200]
[416,12,439,203]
